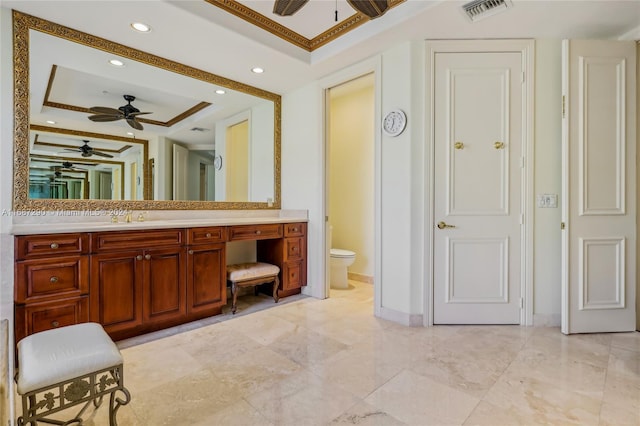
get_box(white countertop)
[10,210,308,235]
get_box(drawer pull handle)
[51,321,59,328]
[206,233,211,238]
[188,250,194,255]
[293,247,298,251]
[50,276,59,284]
[292,228,298,232]
[145,254,151,260]
[136,255,143,261]
[50,243,59,249]
[256,230,261,235]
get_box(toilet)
[330,248,356,289]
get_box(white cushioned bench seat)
[16,322,130,426]
[227,262,280,282]
[226,262,280,314]
[17,322,123,395]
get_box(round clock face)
[383,109,407,136]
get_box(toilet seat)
[330,248,355,258]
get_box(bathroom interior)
[327,74,375,297]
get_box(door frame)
[424,40,535,326]
[319,57,382,315]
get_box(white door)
[561,40,636,334]
[173,144,188,200]
[433,51,523,324]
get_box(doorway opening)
[325,73,376,301]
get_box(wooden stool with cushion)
[226,262,280,314]
[16,322,131,426]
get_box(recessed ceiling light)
[109,59,125,67]
[215,89,226,95]
[251,67,264,74]
[126,132,134,136]
[46,120,56,124]
[130,22,151,33]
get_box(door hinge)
[519,214,524,225]
[562,95,566,119]
[561,222,566,230]
[521,72,525,84]
[519,298,524,309]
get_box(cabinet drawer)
[15,233,89,260]
[282,261,303,290]
[284,237,304,261]
[15,296,89,343]
[91,229,184,252]
[284,223,306,237]
[15,256,89,304]
[228,224,282,241]
[187,227,227,245]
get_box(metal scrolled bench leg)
[16,323,131,426]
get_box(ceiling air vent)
[462,0,512,22]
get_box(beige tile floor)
[17,280,640,425]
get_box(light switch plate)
[537,194,558,208]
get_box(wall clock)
[382,109,407,137]
[214,155,222,170]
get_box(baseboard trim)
[533,313,561,327]
[378,306,423,327]
[348,272,373,284]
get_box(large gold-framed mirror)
[13,11,281,211]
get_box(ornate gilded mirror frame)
[13,11,281,211]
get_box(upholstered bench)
[227,262,280,314]
[16,322,131,426]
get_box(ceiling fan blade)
[91,150,114,158]
[347,0,389,18]
[88,114,123,122]
[127,111,152,117]
[273,0,309,16]
[63,148,81,152]
[126,118,144,131]
[89,106,123,115]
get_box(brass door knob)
[206,233,211,238]
[188,250,194,255]
[136,255,143,261]
[494,141,505,149]
[454,142,464,150]
[145,254,151,260]
[50,276,59,284]
[437,221,456,229]
[50,243,59,249]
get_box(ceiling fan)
[59,161,92,170]
[62,140,114,158]
[88,94,151,130]
[273,0,389,18]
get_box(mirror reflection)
[14,12,280,211]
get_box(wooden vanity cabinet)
[186,227,227,318]
[90,229,186,340]
[257,222,307,297]
[14,233,90,343]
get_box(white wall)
[533,39,563,325]
[0,7,15,423]
[328,75,375,277]
[283,39,569,325]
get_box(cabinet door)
[186,243,226,316]
[143,247,186,324]
[90,250,144,336]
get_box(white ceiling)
[3,0,639,97]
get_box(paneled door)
[561,40,636,334]
[433,51,524,324]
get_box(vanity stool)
[227,262,280,314]
[16,322,131,426]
